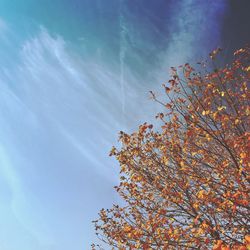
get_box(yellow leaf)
[162,156,169,165]
[156,228,162,235]
[180,161,185,167]
[193,203,199,209]
[206,133,211,141]
[197,190,205,199]
[124,225,131,233]
[247,107,250,116]
[235,119,240,125]
[218,106,226,111]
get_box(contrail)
[119,0,127,121]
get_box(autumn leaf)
[213,240,223,250]
[209,47,222,59]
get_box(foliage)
[92,47,250,249]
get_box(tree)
[92,47,250,250]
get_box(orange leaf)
[213,240,222,250]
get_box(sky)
[0,1,249,250]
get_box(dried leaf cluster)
[93,47,250,250]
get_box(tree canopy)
[93,47,250,250]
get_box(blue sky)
[0,0,245,249]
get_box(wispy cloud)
[159,0,227,69]
[0,27,125,249]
